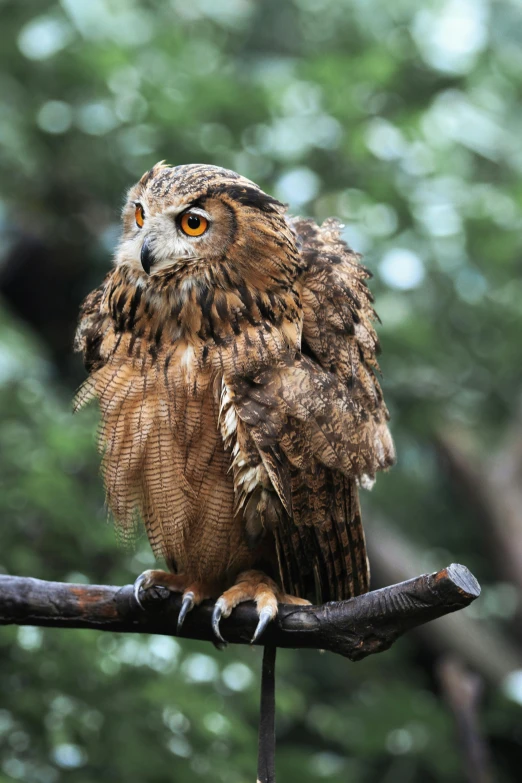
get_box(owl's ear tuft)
[139,160,171,188]
[211,184,285,214]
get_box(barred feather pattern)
[74,163,395,603]
[75,344,253,585]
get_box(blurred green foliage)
[1,0,522,781]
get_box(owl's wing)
[228,218,394,602]
[74,276,113,373]
[295,216,387,431]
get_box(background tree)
[1,1,522,781]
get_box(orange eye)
[135,203,145,228]
[180,212,208,237]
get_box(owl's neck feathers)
[101,250,302,373]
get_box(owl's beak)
[140,237,154,275]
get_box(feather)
[228,218,395,602]
[73,164,394,605]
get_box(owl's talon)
[211,599,227,645]
[251,606,274,644]
[177,591,195,632]
[133,573,148,610]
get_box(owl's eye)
[180,211,208,237]
[135,203,145,228]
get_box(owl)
[74,163,395,643]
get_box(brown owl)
[74,162,395,643]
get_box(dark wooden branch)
[0,564,479,660]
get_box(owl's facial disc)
[120,163,289,282]
[133,204,213,275]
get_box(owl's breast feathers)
[75,216,394,602]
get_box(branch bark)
[0,565,479,660]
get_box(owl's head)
[116,162,300,292]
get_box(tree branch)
[0,564,479,660]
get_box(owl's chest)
[152,346,243,573]
[160,344,223,461]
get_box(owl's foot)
[133,570,212,634]
[211,570,310,645]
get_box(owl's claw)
[211,599,227,645]
[132,569,188,611]
[212,570,309,646]
[133,573,148,610]
[251,606,274,645]
[177,591,195,633]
